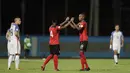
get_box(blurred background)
[0,0,130,58]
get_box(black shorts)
[80,41,88,52]
[49,45,60,55]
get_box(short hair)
[115,24,119,27]
[14,17,20,22]
[52,20,57,23]
[79,12,86,17]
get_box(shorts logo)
[80,44,84,49]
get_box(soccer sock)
[80,52,89,68]
[83,56,89,68]
[80,52,84,70]
[8,55,13,69]
[43,54,53,67]
[15,55,20,69]
[53,55,58,70]
[114,55,118,63]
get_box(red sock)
[42,54,53,67]
[53,55,58,70]
[80,52,84,70]
[83,56,89,68]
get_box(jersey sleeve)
[56,26,61,30]
[15,25,19,32]
[79,22,86,28]
[110,32,114,40]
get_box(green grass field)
[0,59,130,73]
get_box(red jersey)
[49,26,61,45]
[79,21,88,42]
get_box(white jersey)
[111,31,124,45]
[9,24,20,40]
[8,23,21,54]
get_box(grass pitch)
[0,59,130,73]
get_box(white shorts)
[8,39,21,55]
[112,44,120,51]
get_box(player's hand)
[65,17,70,21]
[109,45,112,50]
[70,17,74,21]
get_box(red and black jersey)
[49,26,61,45]
[78,21,88,42]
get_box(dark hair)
[52,20,57,23]
[115,24,119,26]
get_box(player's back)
[49,26,60,45]
[9,23,19,40]
[111,31,123,44]
[79,21,88,42]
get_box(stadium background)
[0,0,130,58]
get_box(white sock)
[15,55,20,69]
[8,55,13,69]
[118,48,121,54]
[114,55,118,63]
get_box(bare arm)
[60,21,71,29]
[15,31,20,39]
[69,23,75,29]
[6,31,9,40]
[110,39,112,45]
[60,17,70,26]
[71,21,82,30]
[70,17,82,30]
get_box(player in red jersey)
[41,17,70,71]
[70,13,90,71]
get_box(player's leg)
[82,41,90,71]
[7,43,13,70]
[53,45,60,71]
[79,42,85,71]
[113,49,118,64]
[8,54,13,70]
[15,40,21,70]
[41,45,53,71]
[15,54,20,70]
[117,47,121,58]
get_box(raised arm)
[70,17,82,30]
[69,23,75,29]
[60,21,71,29]
[60,17,70,26]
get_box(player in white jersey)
[110,25,124,64]
[7,18,21,70]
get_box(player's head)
[115,24,120,31]
[79,13,85,21]
[52,20,57,27]
[14,17,21,25]
[26,34,29,38]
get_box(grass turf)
[0,59,130,73]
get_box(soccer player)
[41,17,70,71]
[110,25,124,64]
[70,13,90,71]
[7,18,21,70]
